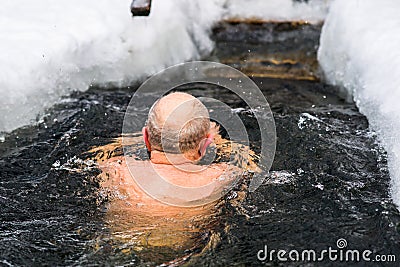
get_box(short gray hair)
[146,93,210,153]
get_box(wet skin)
[96,139,232,251]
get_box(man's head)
[143,92,214,160]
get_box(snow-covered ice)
[225,0,330,23]
[0,0,221,131]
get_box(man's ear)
[142,127,151,151]
[199,133,214,156]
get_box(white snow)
[225,0,331,23]
[318,0,400,206]
[0,0,222,132]
[0,0,330,132]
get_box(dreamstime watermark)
[257,238,396,263]
[122,61,276,207]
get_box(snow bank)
[0,0,329,132]
[318,0,400,206]
[225,0,331,23]
[0,0,222,132]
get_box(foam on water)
[318,0,400,206]
[0,0,330,132]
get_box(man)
[96,92,233,252]
[136,92,231,204]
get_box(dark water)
[1,22,400,266]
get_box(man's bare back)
[97,155,228,251]
[92,92,246,256]
[98,155,229,211]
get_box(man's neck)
[150,150,198,165]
